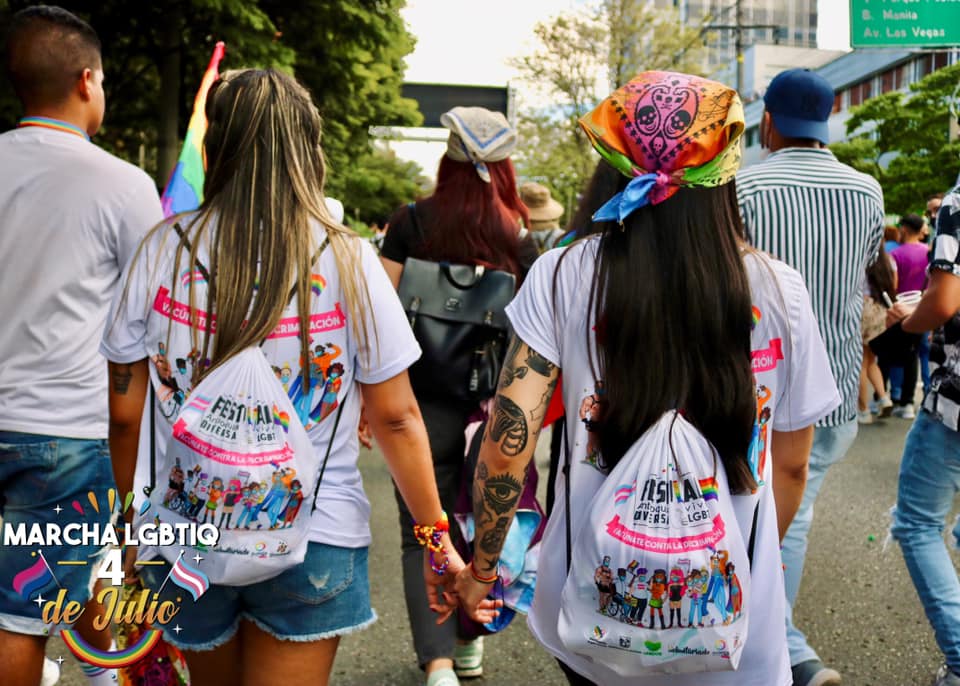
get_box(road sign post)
[850,1,960,49]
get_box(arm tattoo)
[525,348,556,377]
[112,365,134,394]
[499,337,527,388]
[482,473,523,514]
[479,517,511,555]
[488,395,528,456]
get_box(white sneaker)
[892,404,916,420]
[877,395,894,416]
[857,409,874,425]
[40,657,61,686]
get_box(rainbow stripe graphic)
[311,274,326,296]
[273,405,291,432]
[61,628,162,669]
[12,558,53,599]
[613,480,635,505]
[751,306,762,330]
[160,42,226,217]
[698,477,719,501]
[672,480,684,503]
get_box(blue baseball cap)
[763,68,834,145]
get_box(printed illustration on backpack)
[152,344,207,419]
[579,381,606,470]
[287,342,344,426]
[747,385,773,483]
[590,551,744,632]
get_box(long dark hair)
[420,155,528,276]
[866,243,896,305]
[566,161,626,237]
[586,181,757,494]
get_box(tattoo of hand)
[489,395,528,456]
[479,516,510,554]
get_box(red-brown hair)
[422,156,529,276]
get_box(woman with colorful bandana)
[453,71,839,685]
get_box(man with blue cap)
[737,68,886,686]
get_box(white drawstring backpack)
[557,410,756,676]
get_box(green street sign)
[850,0,960,48]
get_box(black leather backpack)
[397,204,517,402]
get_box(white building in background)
[740,49,959,166]
[712,44,844,101]
[654,0,819,70]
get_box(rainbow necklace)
[17,116,89,141]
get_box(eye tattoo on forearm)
[482,473,523,514]
[489,395,528,456]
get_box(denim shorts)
[139,542,376,650]
[0,432,114,636]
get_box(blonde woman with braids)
[102,69,471,686]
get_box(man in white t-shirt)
[0,7,162,685]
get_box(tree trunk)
[156,12,181,188]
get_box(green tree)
[831,62,960,214]
[509,1,710,221]
[0,0,420,198]
[262,0,422,200]
[341,147,429,224]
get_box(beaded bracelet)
[469,560,498,585]
[413,512,450,576]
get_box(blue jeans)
[783,420,858,666]
[139,542,375,650]
[0,432,114,635]
[891,410,960,675]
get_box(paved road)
[51,413,960,685]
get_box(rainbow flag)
[698,477,719,502]
[160,42,226,217]
[12,557,53,599]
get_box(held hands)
[454,562,505,625]
[423,532,465,624]
[886,302,916,329]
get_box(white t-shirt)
[506,239,840,686]
[100,218,420,548]
[0,126,163,439]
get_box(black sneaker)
[792,659,841,686]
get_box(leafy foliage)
[0,0,421,212]
[831,62,960,214]
[508,0,710,223]
[341,147,429,225]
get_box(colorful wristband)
[470,560,498,584]
[413,512,450,576]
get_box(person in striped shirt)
[737,68,885,686]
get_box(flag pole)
[157,550,184,595]
[36,550,62,589]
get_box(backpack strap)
[145,388,156,497]
[407,202,426,245]
[173,222,330,313]
[746,501,760,568]
[562,416,573,574]
[310,392,349,515]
